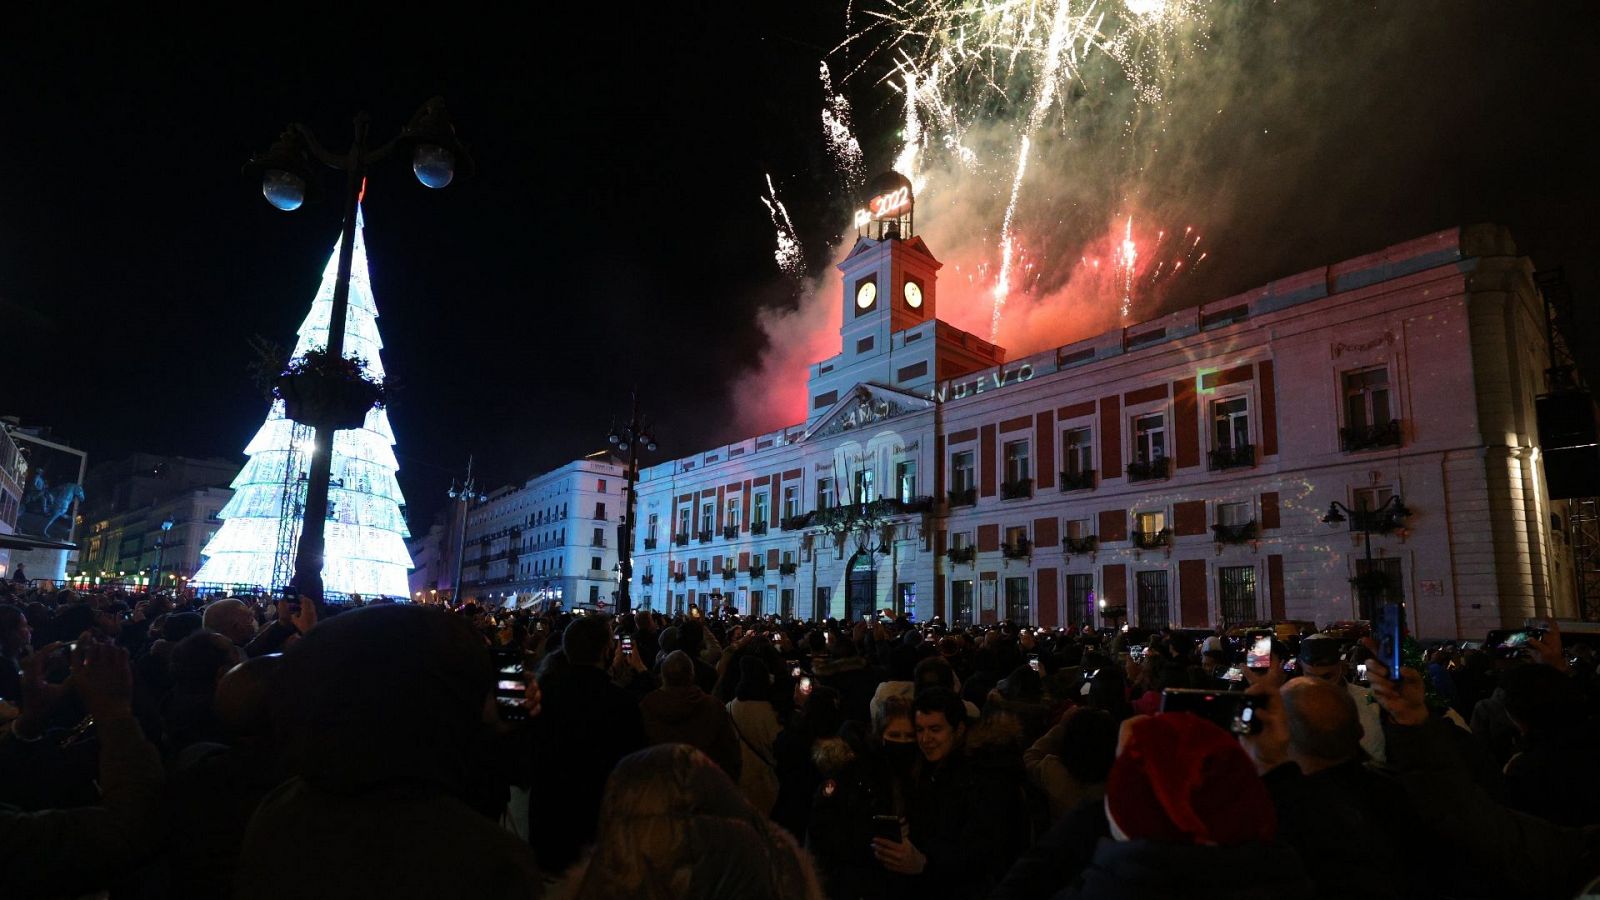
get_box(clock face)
[904,281,923,309]
[855,280,877,310]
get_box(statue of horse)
[39,482,84,537]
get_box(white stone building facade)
[458,454,626,609]
[622,224,1574,639]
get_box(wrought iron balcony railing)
[1062,535,1098,554]
[947,487,978,508]
[1059,469,1096,492]
[1001,538,1033,559]
[1133,528,1172,550]
[946,545,976,564]
[750,521,769,536]
[1340,419,1402,453]
[1000,478,1034,500]
[1211,520,1259,544]
[1126,456,1170,483]
[1208,443,1256,471]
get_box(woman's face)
[881,715,914,745]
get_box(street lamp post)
[607,394,657,617]
[1322,495,1410,621]
[246,98,472,604]
[151,518,174,593]
[447,456,487,607]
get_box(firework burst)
[761,174,805,279]
[810,0,1212,335]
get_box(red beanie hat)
[1105,712,1276,846]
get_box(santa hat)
[1105,712,1276,846]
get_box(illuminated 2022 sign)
[853,185,912,228]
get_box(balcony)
[1000,478,1033,501]
[1001,538,1033,559]
[1133,528,1172,550]
[695,570,711,582]
[947,487,977,508]
[721,567,737,580]
[751,521,769,536]
[1126,456,1170,483]
[946,545,976,565]
[672,571,686,583]
[749,563,766,578]
[696,530,714,544]
[779,561,798,576]
[673,534,689,548]
[591,538,607,548]
[643,538,658,550]
[1059,469,1096,492]
[641,575,655,585]
[1341,419,1402,452]
[722,525,739,540]
[1212,520,1259,544]
[1208,443,1255,471]
[892,496,936,514]
[1062,535,1098,554]
[780,513,814,531]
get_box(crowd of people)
[2,577,1599,899]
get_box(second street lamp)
[247,98,472,604]
[1322,495,1410,621]
[608,394,657,617]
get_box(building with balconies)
[455,452,625,609]
[611,222,1585,638]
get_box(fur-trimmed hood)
[811,736,858,776]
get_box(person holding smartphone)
[868,688,1026,898]
[1295,633,1385,763]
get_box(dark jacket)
[1384,716,1600,899]
[814,655,887,725]
[902,735,1028,900]
[1054,838,1312,900]
[1261,760,1413,900]
[235,776,541,900]
[639,684,743,780]
[809,729,915,900]
[526,663,648,874]
[989,796,1110,900]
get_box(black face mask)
[882,739,919,767]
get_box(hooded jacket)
[640,685,743,781]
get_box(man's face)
[220,607,257,645]
[1300,660,1344,685]
[915,710,961,763]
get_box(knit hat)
[1105,712,1276,846]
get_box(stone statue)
[38,482,84,537]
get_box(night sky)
[4,3,1597,532]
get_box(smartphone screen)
[791,666,803,680]
[621,636,634,655]
[1355,663,1369,683]
[1247,634,1273,670]
[1222,665,1245,682]
[496,679,525,692]
[799,676,813,694]
[1028,654,1041,673]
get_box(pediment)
[803,383,933,442]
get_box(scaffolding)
[271,422,314,593]
[1537,269,1600,622]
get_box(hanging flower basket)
[274,349,386,430]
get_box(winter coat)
[0,717,164,899]
[236,776,542,900]
[527,663,648,874]
[1260,761,1416,900]
[808,729,915,900]
[990,796,1110,900]
[899,720,1030,900]
[640,685,743,781]
[1054,837,1313,900]
[727,698,781,815]
[1384,715,1600,899]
